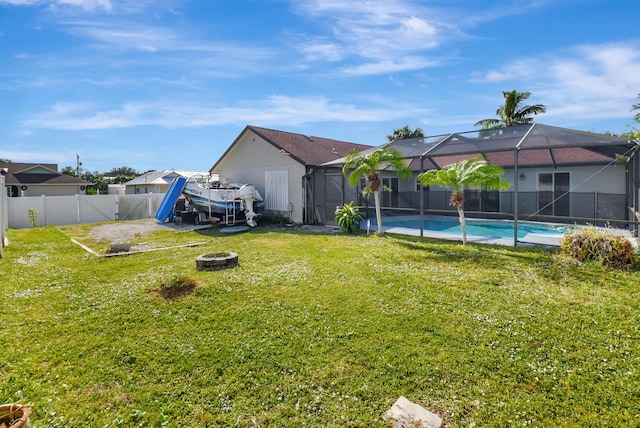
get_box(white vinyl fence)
[1,176,7,257]
[7,193,166,229]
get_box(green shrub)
[560,227,635,268]
[260,211,292,225]
[157,275,198,299]
[159,275,196,291]
[27,208,39,228]
[334,202,363,233]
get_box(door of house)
[538,172,570,216]
[464,189,500,212]
[381,177,398,208]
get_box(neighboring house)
[210,125,372,223]
[1,162,92,197]
[123,170,210,194]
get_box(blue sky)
[1,0,639,174]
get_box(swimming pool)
[363,215,570,244]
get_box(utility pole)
[76,154,82,177]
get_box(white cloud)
[470,42,640,122]
[0,0,112,11]
[57,0,111,11]
[299,40,344,62]
[469,60,539,83]
[0,0,39,4]
[290,0,449,74]
[55,20,278,72]
[2,149,72,164]
[340,56,439,76]
[64,20,178,51]
[20,96,425,130]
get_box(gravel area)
[88,221,209,243]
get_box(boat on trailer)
[182,175,264,227]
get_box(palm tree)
[417,156,510,245]
[343,147,412,236]
[475,90,547,129]
[386,125,424,142]
[632,93,640,123]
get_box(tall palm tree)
[343,147,412,236]
[475,90,547,129]
[417,156,510,245]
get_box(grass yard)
[1,222,639,427]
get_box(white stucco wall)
[411,163,625,194]
[213,131,306,222]
[505,164,625,193]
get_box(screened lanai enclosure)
[305,123,640,245]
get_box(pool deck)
[366,217,637,248]
[378,225,560,247]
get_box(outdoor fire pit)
[196,252,238,271]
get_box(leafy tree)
[617,95,640,141]
[0,158,11,163]
[475,90,547,129]
[107,166,140,176]
[61,166,77,176]
[632,93,640,123]
[104,166,141,185]
[620,129,640,141]
[61,167,108,193]
[111,174,136,184]
[82,170,108,194]
[418,156,510,245]
[343,147,412,236]
[386,125,424,142]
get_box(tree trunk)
[373,190,384,236]
[457,206,467,245]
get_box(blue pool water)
[366,216,569,239]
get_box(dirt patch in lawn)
[89,220,209,242]
[148,276,200,300]
[62,220,213,256]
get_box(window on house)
[538,172,570,216]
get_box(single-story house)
[324,123,640,233]
[210,125,372,223]
[1,162,93,197]
[123,170,210,194]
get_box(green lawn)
[1,223,639,427]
